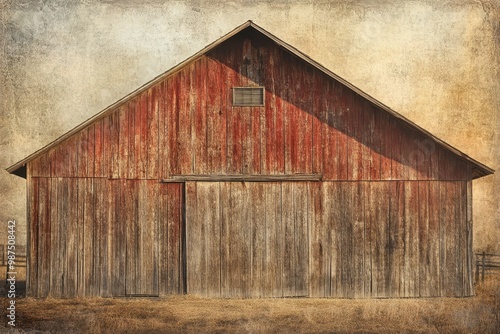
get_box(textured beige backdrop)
[1,0,498,255]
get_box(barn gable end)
[8,21,493,299]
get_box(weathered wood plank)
[158,182,168,295]
[82,178,94,297]
[179,64,194,175]
[208,182,221,296]
[108,111,120,179]
[294,182,309,296]
[458,181,467,297]
[389,120,403,181]
[101,116,111,179]
[101,179,112,297]
[329,182,342,297]
[158,79,169,178]
[338,182,350,297]
[266,182,283,297]
[223,47,242,174]
[250,183,266,298]
[352,182,365,298]
[240,40,254,174]
[76,129,88,177]
[282,182,295,296]
[369,181,390,297]
[51,177,65,297]
[197,182,208,296]
[138,93,149,178]
[226,182,246,297]
[94,118,105,177]
[292,59,313,174]
[336,86,348,181]
[272,47,285,174]
[117,104,129,179]
[27,177,38,296]
[194,58,208,175]
[404,181,419,297]
[348,93,362,181]
[164,183,183,294]
[66,177,78,297]
[311,72,323,175]
[220,182,231,297]
[207,57,226,175]
[65,136,78,177]
[185,182,200,295]
[166,76,179,176]
[130,180,159,295]
[379,113,392,180]
[428,181,441,296]
[147,86,160,178]
[91,179,103,296]
[112,179,126,297]
[240,182,252,298]
[389,181,404,297]
[127,99,138,179]
[74,178,83,297]
[250,104,262,175]
[466,176,473,296]
[360,102,372,180]
[38,177,51,297]
[322,80,338,180]
[309,181,324,297]
[418,182,430,297]
[124,180,136,295]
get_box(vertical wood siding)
[28,178,183,298]
[26,30,474,298]
[29,32,471,182]
[185,181,470,298]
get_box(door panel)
[125,181,184,296]
[186,181,310,298]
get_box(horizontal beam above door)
[160,174,323,182]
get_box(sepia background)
[1,0,498,256]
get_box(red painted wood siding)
[29,32,471,182]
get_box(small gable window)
[233,87,265,106]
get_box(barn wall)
[27,177,184,298]
[186,180,470,298]
[24,31,475,298]
[27,176,470,298]
[29,33,471,183]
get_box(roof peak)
[6,20,494,178]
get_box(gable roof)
[6,20,494,179]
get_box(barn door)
[185,181,310,298]
[125,181,184,296]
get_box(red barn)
[7,21,494,298]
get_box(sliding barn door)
[186,181,310,298]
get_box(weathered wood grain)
[418,181,430,297]
[24,31,477,300]
[389,181,404,297]
[27,176,38,296]
[66,177,78,297]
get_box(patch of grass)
[1,274,499,333]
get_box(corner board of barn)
[6,21,494,299]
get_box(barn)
[7,21,494,299]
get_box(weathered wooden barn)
[7,21,494,299]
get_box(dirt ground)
[0,274,498,334]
